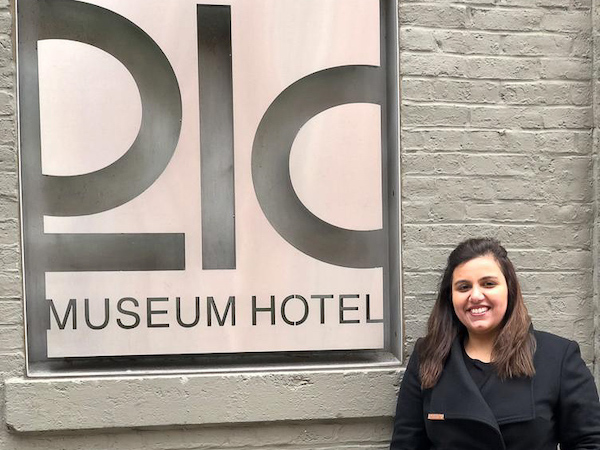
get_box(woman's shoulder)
[533,329,575,350]
[532,329,582,368]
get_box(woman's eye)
[457,285,470,292]
[483,281,497,288]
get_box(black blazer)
[390,330,600,450]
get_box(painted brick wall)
[594,0,600,385]
[401,0,595,364]
[0,0,595,448]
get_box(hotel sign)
[17,0,399,369]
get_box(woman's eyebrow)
[479,275,499,281]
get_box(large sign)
[18,0,398,367]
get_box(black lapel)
[428,338,500,430]
[429,337,536,426]
[480,364,535,425]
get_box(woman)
[390,238,600,450]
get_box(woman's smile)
[468,306,490,316]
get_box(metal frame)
[17,0,402,377]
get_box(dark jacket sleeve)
[390,343,431,450]
[558,340,600,450]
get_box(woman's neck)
[464,332,497,363]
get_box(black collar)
[427,338,535,447]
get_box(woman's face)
[451,255,508,339]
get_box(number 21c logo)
[19,0,391,280]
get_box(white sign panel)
[18,0,396,363]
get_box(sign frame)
[17,0,402,377]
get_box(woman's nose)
[470,286,485,301]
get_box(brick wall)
[400,0,595,363]
[0,0,595,448]
[594,0,600,384]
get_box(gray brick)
[0,171,17,197]
[500,82,591,106]
[541,58,592,81]
[541,10,592,33]
[401,104,470,127]
[402,79,500,103]
[572,83,593,105]
[402,130,508,152]
[467,57,541,80]
[400,28,437,52]
[470,105,592,129]
[571,33,592,58]
[0,245,19,270]
[469,8,544,32]
[0,91,14,116]
[0,432,145,450]
[404,201,593,225]
[0,300,22,325]
[497,0,571,6]
[0,67,14,89]
[536,203,594,223]
[0,36,11,64]
[0,117,15,145]
[403,200,469,223]
[511,249,592,270]
[403,272,441,296]
[0,12,11,35]
[465,202,543,224]
[433,30,502,55]
[0,352,24,377]
[536,174,593,202]
[402,247,451,272]
[403,223,591,249]
[401,79,434,102]
[400,4,467,28]
[0,324,22,351]
[0,145,16,171]
[470,106,545,128]
[403,318,429,351]
[519,271,592,295]
[0,220,18,246]
[401,0,494,3]
[404,55,542,84]
[595,83,600,126]
[549,154,593,175]
[402,153,545,177]
[502,34,575,57]
[567,81,592,106]
[400,129,589,154]
[0,196,18,221]
[403,295,437,317]
[542,106,593,128]
[105,420,391,449]
[533,130,592,153]
[402,175,592,202]
[401,53,468,77]
[0,272,21,297]
[526,295,592,318]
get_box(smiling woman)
[390,238,600,450]
[451,255,509,360]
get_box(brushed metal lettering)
[19,0,185,362]
[197,5,236,270]
[252,65,386,268]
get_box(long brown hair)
[419,238,535,389]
